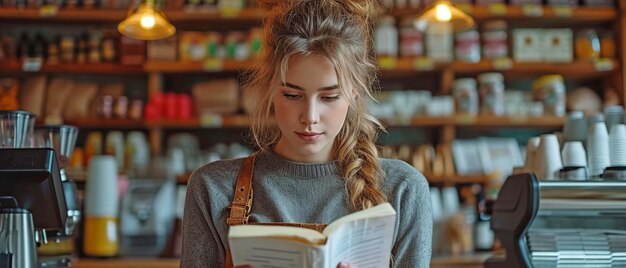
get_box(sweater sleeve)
[392,171,433,268]
[181,171,226,268]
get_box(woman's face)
[272,54,351,163]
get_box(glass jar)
[399,18,423,57]
[455,30,481,63]
[477,73,505,116]
[374,16,398,57]
[453,78,479,115]
[533,75,566,116]
[575,29,600,60]
[482,20,508,59]
[600,31,615,58]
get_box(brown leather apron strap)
[224,153,328,268]
[226,153,257,226]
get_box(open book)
[228,202,397,268]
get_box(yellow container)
[83,217,119,257]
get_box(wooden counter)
[71,253,491,268]
[72,258,180,268]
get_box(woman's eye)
[322,95,340,102]
[283,93,301,100]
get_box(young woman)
[181,1,433,267]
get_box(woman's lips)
[295,132,322,142]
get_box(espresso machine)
[486,173,626,268]
[33,125,80,267]
[0,110,68,268]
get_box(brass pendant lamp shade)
[118,2,176,41]
[414,0,475,32]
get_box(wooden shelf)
[0,8,126,22]
[471,5,616,22]
[392,6,616,26]
[165,8,265,22]
[0,59,616,78]
[1,6,615,24]
[0,61,144,74]
[144,60,255,73]
[65,115,248,129]
[454,115,565,128]
[387,58,619,79]
[64,118,145,129]
[65,115,561,129]
[0,8,264,22]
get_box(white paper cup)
[610,124,626,166]
[85,155,119,217]
[539,134,562,180]
[587,122,610,176]
[561,141,587,168]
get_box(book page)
[229,237,326,268]
[325,203,396,268]
[229,225,327,245]
[323,203,396,236]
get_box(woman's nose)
[300,100,319,125]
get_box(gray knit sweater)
[181,150,432,267]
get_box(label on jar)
[487,3,507,15]
[482,31,508,59]
[202,58,224,72]
[593,58,614,71]
[492,57,513,70]
[521,4,543,16]
[413,57,434,71]
[553,5,573,17]
[39,5,58,17]
[378,56,397,70]
[22,57,43,72]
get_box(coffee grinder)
[0,110,68,268]
[33,125,80,267]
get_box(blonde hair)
[245,0,386,211]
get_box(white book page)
[229,225,326,245]
[323,203,396,236]
[229,237,326,268]
[325,213,396,268]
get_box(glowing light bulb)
[140,14,156,29]
[435,3,452,22]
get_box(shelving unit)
[1,4,623,153]
[2,4,622,268]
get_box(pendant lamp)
[118,0,176,41]
[414,0,475,32]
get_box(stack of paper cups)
[538,134,562,180]
[561,141,587,167]
[563,111,587,143]
[84,155,119,257]
[524,137,541,175]
[587,122,610,177]
[605,106,624,133]
[609,124,626,167]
